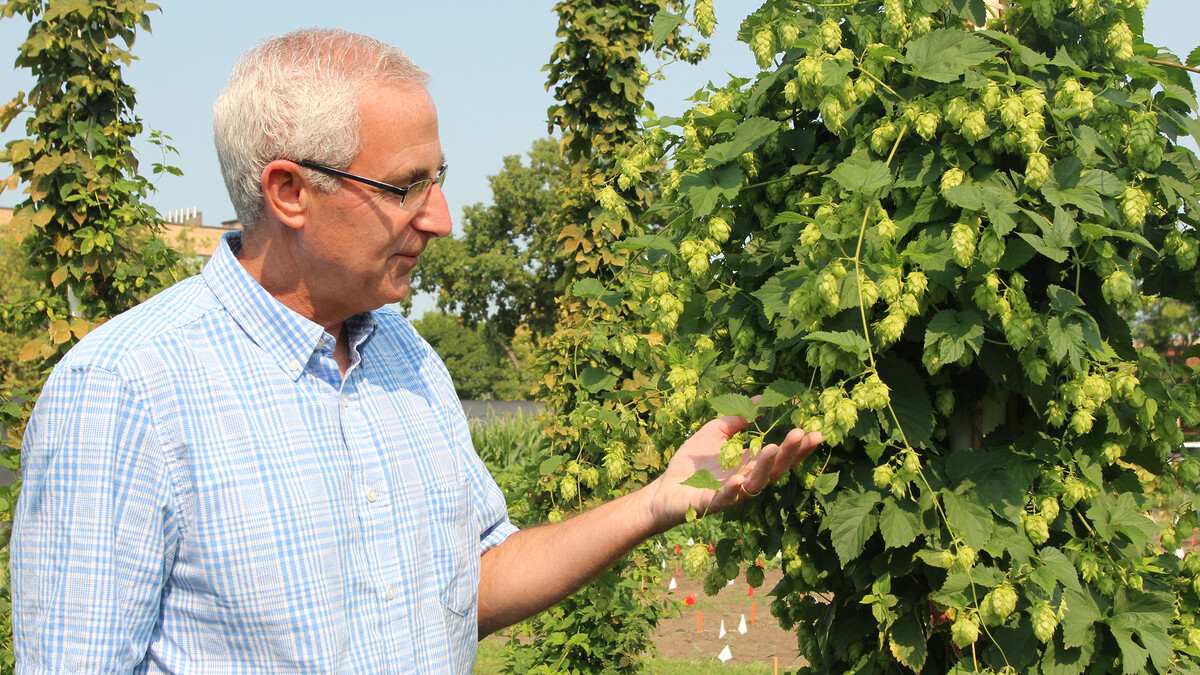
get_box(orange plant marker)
[773,656,779,675]
[697,611,703,632]
[751,602,757,625]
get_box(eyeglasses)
[297,160,447,210]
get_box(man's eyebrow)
[388,157,445,186]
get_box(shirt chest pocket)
[424,482,478,617]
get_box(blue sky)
[0,1,1195,315]
[0,1,766,227]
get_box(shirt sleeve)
[11,365,179,674]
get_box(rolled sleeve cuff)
[480,521,519,553]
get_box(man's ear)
[260,160,308,230]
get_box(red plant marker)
[748,587,754,597]
[708,542,715,553]
[684,593,696,606]
[674,544,681,555]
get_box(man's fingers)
[738,428,824,498]
[695,413,755,445]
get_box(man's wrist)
[631,477,674,538]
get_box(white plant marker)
[718,645,733,663]
[668,577,677,591]
[726,579,735,587]
[719,619,727,639]
[688,537,695,546]
[738,614,748,634]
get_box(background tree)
[411,311,536,400]
[0,1,183,670]
[0,229,43,392]
[412,138,569,364]
[1129,295,1200,363]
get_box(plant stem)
[1148,58,1200,75]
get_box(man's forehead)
[353,83,441,176]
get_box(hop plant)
[941,167,966,194]
[952,615,981,647]
[819,18,842,52]
[981,584,1018,626]
[684,542,710,576]
[916,111,939,140]
[720,436,744,470]
[752,28,775,68]
[1031,602,1058,643]
[1023,513,1050,545]
[1107,20,1134,61]
[709,216,731,243]
[951,221,978,268]
[598,185,624,214]
[694,0,716,38]
[1026,152,1050,189]
[1119,185,1151,228]
[874,463,895,488]
[851,373,890,410]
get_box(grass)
[474,638,777,674]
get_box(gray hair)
[213,28,430,228]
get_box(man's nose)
[412,183,452,238]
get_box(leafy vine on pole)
[505,1,717,672]
[0,1,182,670]
[562,0,1200,672]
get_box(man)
[11,29,821,673]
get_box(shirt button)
[366,488,377,502]
[341,394,350,408]
[386,586,395,600]
[288,359,301,372]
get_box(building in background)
[0,206,240,260]
[160,207,240,259]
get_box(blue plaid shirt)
[12,232,516,674]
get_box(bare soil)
[652,566,804,671]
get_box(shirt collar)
[203,231,377,380]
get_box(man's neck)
[236,228,352,376]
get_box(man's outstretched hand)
[478,410,822,636]
[642,414,823,534]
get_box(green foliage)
[413,139,571,340]
[470,411,551,528]
[0,1,182,669]
[1128,295,1200,363]
[411,312,536,400]
[0,232,43,393]
[555,0,1200,672]
[504,1,721,672]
